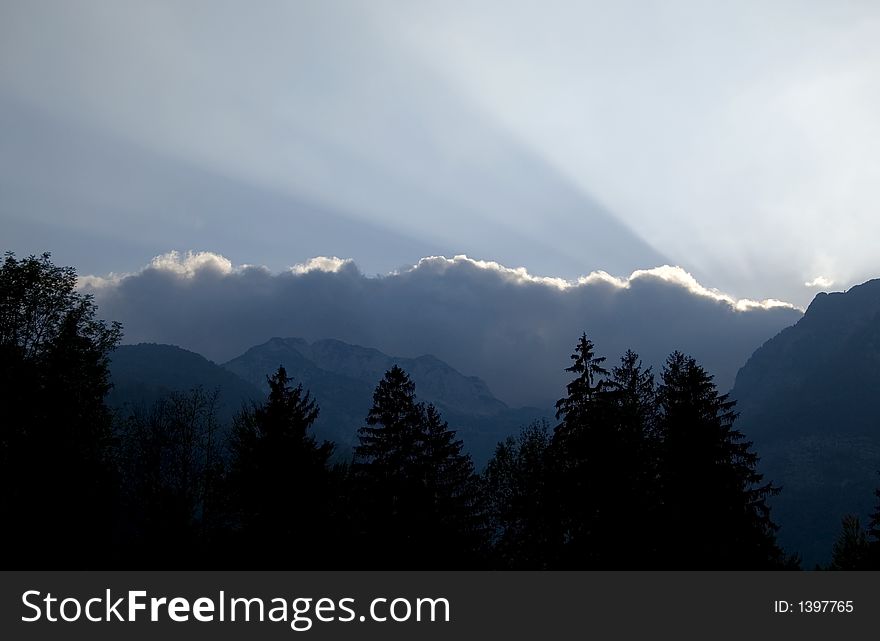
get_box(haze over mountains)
[109,338,543,463]
[86,251,801,408]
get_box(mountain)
[108,338,545,464]
[732,278,880,566]
[107,343,262,423]
[223,337,545,462]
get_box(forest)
[3,251,879,570]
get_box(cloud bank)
[84,252,802,407]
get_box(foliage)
[0,252,121,566]
[353,365,484,567]
[116,388,225,565]
[656,351,784,568]
[229,366,335,565]
[483,420,558,568]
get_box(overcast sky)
[2,0,879,306]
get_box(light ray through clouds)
[2,1,880,307]
[378,0,880,303]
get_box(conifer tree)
[353,365,483,567]
[605,349,661,566]
[552,336,661,567]
[229,366,334,566]
[551,333,612,566]
[655,351,783,568]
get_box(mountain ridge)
[732,277,880,566]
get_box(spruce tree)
[655,351,783,568]
[605,349,660,566]
[552,336,660,567]
[551,333,612,567]
[353,365,482,567]
[229,366,334,566]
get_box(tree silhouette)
[829,515,871,570]
[0,252,121,567]
[352,365,483,567]
[484,420,559,568]
[604,349,661,566]
[551,333,614,567]
[229,366,335,566]
[833,475,880,569]
[116,388,225,567]
[655,351,784,569]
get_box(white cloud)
[290,256,353,275]
[413,256,800,312]
[148,251,233,278]
[412,255,572,290]
[804,275,835,288]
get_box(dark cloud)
[85,253,802,407]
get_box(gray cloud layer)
[85,253,801,407]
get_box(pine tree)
[554,333,609,434]
[355,365,423,476]
[605,349,660,565]
[552,336,660,567]
[229,366,334,566]
[551,333,616,566]
[353,365,483,567]
[655,351,783,569]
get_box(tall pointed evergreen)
[605,349,661,566]
[656,351,783,568]
[552,336,661,567]
[551,333,614,567]
[230,366,334,566]
[353,365,483,567]
[554,333,609,433]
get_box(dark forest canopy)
[6,251,880,570]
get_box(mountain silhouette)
[108,343,262,424]
[223,337,545,462]
[733,278,880,566]
[108,338,545,463]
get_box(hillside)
[732,278,880,566]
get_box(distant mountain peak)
[224,336,508,416]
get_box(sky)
[2,0,880,307]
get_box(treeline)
[0,251,854,569]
